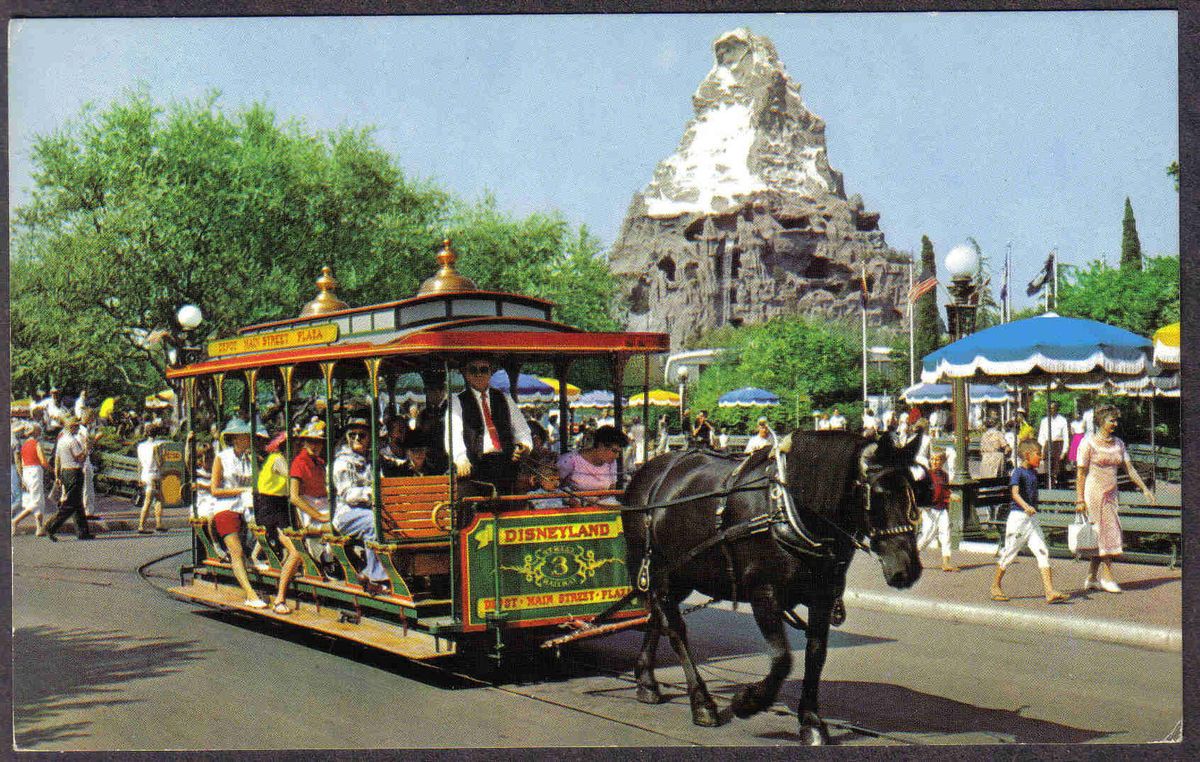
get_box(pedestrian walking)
[12,422,49,535]
[915,449,958,572]
[990,440,1068,603]
[44,415,95,541]
[1076,405,1154,594]
[1038,401,1070,486]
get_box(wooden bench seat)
[380,476,453,543]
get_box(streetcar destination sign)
[207,324,339,358]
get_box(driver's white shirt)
[447,386,532,462]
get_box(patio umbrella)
[489,372,556,403]
[921,313,1153,385]
[921,312,1153,487]
[1153,322,1179,368]
[538,377,581,401]
[901,382,1012,405]
[625,389,681,407]
[571,390,617,409]
[718,387,780,407]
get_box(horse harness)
[587,444,917,628]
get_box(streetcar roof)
[166,250,667,379]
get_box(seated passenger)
[525,452,564,510]
[331,418,390,595]
[270,421,330,615]
[557,425,629,505]
[209,419,267,608]
[394,430,434,477]
[251,430,290,571]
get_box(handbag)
[1068,513,1099,554]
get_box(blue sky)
[8,12,1178,309]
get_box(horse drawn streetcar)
[167,240,667,663]
[166,240,923,743]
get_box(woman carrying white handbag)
[1075,405,1154,593]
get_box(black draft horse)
[622,430,922,744]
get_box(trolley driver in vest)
[448,358,532,493]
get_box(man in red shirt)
[270,421,329,615]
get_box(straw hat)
[296,420,326,440]
[221,418,252,439]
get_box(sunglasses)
[347,431,367,440]
[465,365,492,374]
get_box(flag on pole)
[1026,252,1055,296]
[908,268,937,303]
[859,269,870,307]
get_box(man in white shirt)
[827,407,847,431]
[861,408,879,436]
[1037,401,1070,485]
[744,418,775,453]
[447,358,532,493]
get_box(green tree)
[11,90,446,399]
[913,235,943,365]
[1056,255,1179,337]
[686,316,860,432]
[1167,160,1179,192]
[1120,197,1143,272]
[967,237,1001,329]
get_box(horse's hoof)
[731,686,764,718]
[799,721,831,745]
[691,700,722,727]
[636,685,665,705]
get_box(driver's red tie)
[480,392,502,451]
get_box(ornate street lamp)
[175,303,204,565]
[944,244,981,537]
[677,365,689,443]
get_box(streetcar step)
[167,583,456,660]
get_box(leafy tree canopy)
[1056,255,1178,337]
[686,316,862,431]
[11,89,619,401]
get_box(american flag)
[908,272,937,304]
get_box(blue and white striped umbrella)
[901,382,1012,405]
[718,387,780,407]
[571,390,617,409]
[921,312,1152,385]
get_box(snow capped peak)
[642,27,842,219]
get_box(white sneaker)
[254,562,270,572]
[1099,578,1122,593]
[245,598,268,609]
[1083,575,1101,591]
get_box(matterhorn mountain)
[610,27,910,350]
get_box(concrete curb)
[842,588,1181,653]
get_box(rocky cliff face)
[610,28,911,350]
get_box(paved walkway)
[841,545,1181,651]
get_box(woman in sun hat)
[209,418,267,608]
[270,419,331,615]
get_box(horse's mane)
[784,431,869,520]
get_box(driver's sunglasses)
[347,431,367,441]
[465,365,492,375]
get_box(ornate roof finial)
[418,238,477,295]
[300,265,351,317]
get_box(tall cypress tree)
[914,235,943,365]
[1120,197,1143,271]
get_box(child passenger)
[991,441,1068,604]
[525,454,564,510]
[916,449,959,572]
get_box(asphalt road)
[12,531,1182,750]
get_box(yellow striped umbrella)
[1153,322,1179,367]
[537,378,581,401]
[625,389,681,407]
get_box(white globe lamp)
[177,304,204,331]
[945,244,980,280]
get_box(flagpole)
[908,254,915,387]
[861,267,869,407]
[1051,247,1058,311]
[1004,240,1012,323]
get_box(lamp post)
[943,244,982,538]
[677,365,689,447]
[176,304,204,565]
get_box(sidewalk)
[11,493,193,535]
[842,545,1182,652]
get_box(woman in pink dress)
[1074,405,1154,593]
[557,425,629,504]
